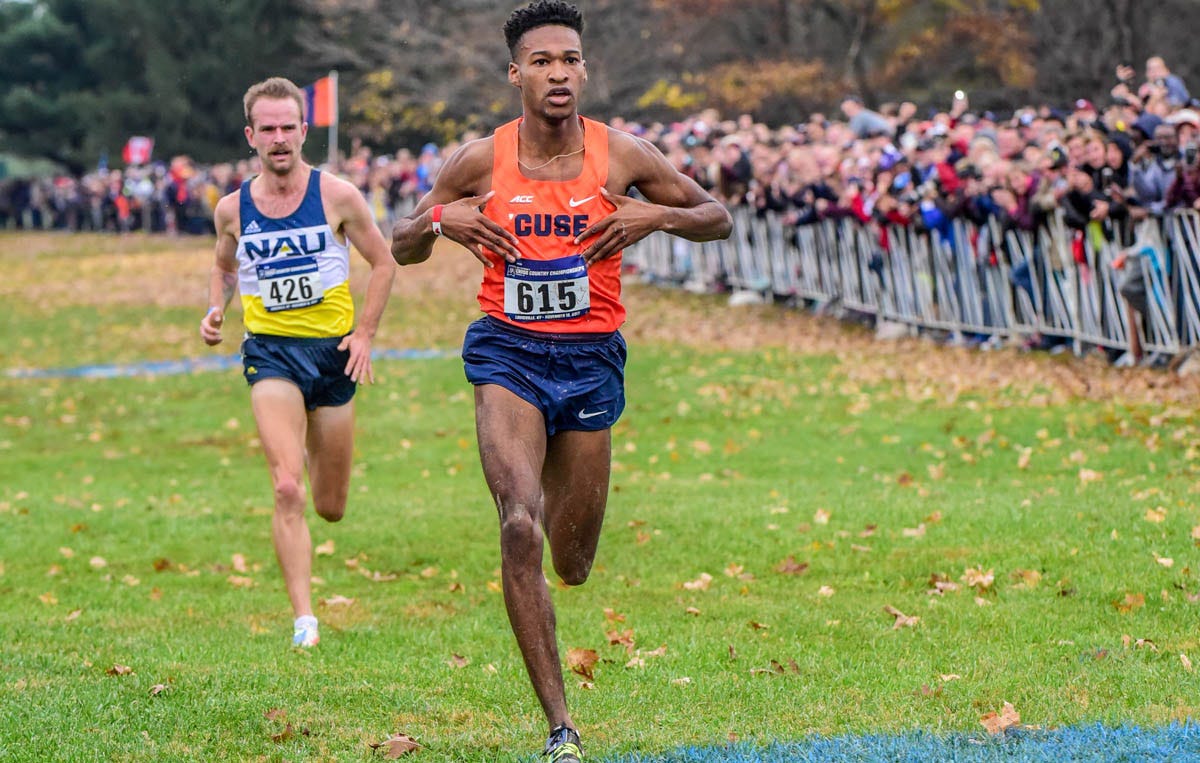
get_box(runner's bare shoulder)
[213,190,241,238]
[436,135,496,197]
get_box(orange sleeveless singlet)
[478,117,624,334]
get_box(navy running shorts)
[462,316,626,436]
[240,333,355,410]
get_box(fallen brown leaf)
[682,572,713,591]
[106,664,134,676]
[566,648,599,680]
[774,556,808,575]
[369,732,422,758]
[883,605,919,629]
[980,701,1020,735]
[1114,593,1146,613]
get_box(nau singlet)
[235,169,354,337]
[479,117,625,334]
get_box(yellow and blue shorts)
[240,333,355,410]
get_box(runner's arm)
[200,194,240,346]
[390,140,520,267]
[576,133,731,264]
[329,178,398,383]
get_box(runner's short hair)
[243,77,306,127]
[503,1,583,59]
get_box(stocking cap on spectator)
[1167,109,1200,129]
[1131,112,1163,141]
[1074,98,1096,114]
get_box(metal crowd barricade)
[1167,210,1200,348]
[1131,219,1180,356]
[625,205,1200,360]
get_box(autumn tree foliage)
[4,0,1200,163]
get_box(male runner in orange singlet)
[390,3,731,760]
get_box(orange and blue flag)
[304,76,336,127]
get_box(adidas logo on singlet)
[244,220,261,234]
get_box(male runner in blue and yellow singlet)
[200,77,396,648]
[390,3,731,759]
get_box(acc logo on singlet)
[243,231,328,261]
[513,213,589,238]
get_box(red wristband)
[430,204,444,236]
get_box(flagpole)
[328,70,338,168]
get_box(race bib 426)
[256,256,325,312]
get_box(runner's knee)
[314,498,346,523]
[553,556,592,587]
[272,474,306,513]
[498,501,543,557]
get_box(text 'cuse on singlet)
[235,169,354,338]
[479,117,624,334]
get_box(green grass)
[1,233,1199,761]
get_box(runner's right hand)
[200,307,224,346]
[438,191,521,266]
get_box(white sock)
[294,615,318,630]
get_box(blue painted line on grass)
[600,723,1200,762]
[4,348,456,380]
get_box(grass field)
[2,232,1200,761]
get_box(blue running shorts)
[462,316,627,436]
[240,333,355,410]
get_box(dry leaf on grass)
[774,556,808,575]
[1114,593,1145,613]
[979,701,1020,735]
[682,572,713,591]
[566,648,599,680]
[106,664,134,676]
[883,605,919,629]
[369,733,422,758]
[448,654,470,669]
[962,566,995,591]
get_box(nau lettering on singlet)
[242,230,329,260]
[241,223,332,312]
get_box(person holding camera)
[1130,123,1180,217]
[1166,137,1200,211]
[1114,57,1191,114]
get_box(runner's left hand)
[575,187,656,265]
[340,330,374,384]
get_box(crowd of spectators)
[4,55,1198,248]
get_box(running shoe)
[542,725,583,762]
[292,615,319,648]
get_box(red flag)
[122,136,154,165]
[304,76,336,127]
